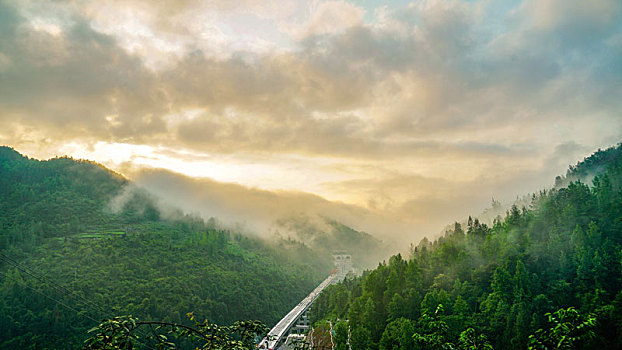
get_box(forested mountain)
[0,147,334,349]
[311,144,622,349]
[275,215,392,270]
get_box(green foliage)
[412,306,455,350]
[379,318,415,350]
[527,307,596,350]
[457,328,493,350]
[409,306,494,350]
[312,143,622,349]
[83,313,268,349]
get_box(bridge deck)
[258,274,335,349]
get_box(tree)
[527,307,596,350]
[379,318,415,350]
[412,305,455,350]
[457,328,493,350]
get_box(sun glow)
[55,141,360,202]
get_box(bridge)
[258,252,353,350]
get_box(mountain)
[310,143,622,349]
[274,214,393,270]
[0,147,334,349]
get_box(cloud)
[0,1,166,149]
[128,146,586,248]
[292,1,365,39]
[1,0,621,240]
[3,0,621,158]
[523,0,621,41]
[131,167,421,245]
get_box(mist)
[107,140,607,256]
[129,168,419,247]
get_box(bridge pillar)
[291,310,311,334]
[333,250,353,281]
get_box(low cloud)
[132,168,420,246]
[130,147,593,248]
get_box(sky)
[1,0,621,243]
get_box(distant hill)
[555,144,622,187]
[0,147,331,349]
[275,214,393,270]
[311,143,622,350]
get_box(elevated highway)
[258,274,336,350]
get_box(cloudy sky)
[1,0,621,242]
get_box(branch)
[136,321,210,342]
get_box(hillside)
[310,143,622,349]
[275,214,393,270]
[0,147,332,349]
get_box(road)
[258,274,336,350]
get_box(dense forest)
[0,146,338,349]
[311,144,622,349]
